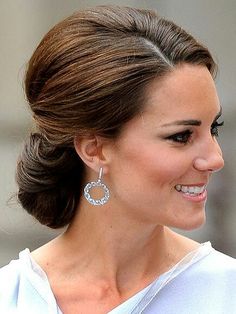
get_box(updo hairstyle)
[16,6,216,228]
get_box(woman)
[0,5,235,314]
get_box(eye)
[166,130,193,144]
[211,120,224,137]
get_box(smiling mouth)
[175,184,206,196]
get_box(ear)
[74,135,109,174]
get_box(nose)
[193,138,224,172]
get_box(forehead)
[142,64,220,121]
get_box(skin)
[32,64,224,313]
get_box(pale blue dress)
[0,242,235,313]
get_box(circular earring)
[84,168,110,206]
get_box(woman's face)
[106,64,224,230]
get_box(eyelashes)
[166,130,193,144]
[211,120,224,137]
[166,120,224,144]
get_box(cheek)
[150,152,189,184]
[113,143,190,188]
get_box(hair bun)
[16,133,83,228]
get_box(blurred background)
[0,0,235,266]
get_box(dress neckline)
[18,241,213,314]
[109,241,213,313]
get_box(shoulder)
[0,249,60,313]
[143,247,236,313]
[0,249,39,310]
[181,246,236,296]
[181,245,236,284]
[193,247,236,274]
[0,257,22,309]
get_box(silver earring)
[84,168,110,206]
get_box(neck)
[54,200,196,296]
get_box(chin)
[179,217,206,231]
[178,203,207,230]
[171,211,207,231]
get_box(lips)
[175,184,206,195]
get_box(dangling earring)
[84,167,110,205]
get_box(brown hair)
[16,5,217,228]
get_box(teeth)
[175,185,182,192]
[182,186,188,193]
[175,184,205,195]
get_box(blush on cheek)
[143,155,184,184]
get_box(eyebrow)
[161,107,222,128]
[161,119,201,127]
